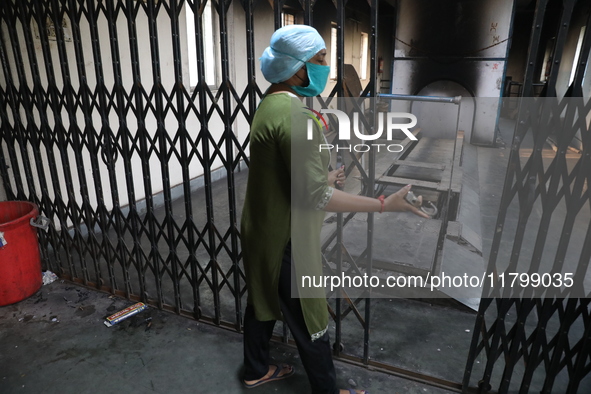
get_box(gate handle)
[420,201,438,217]
[30,216,50,231]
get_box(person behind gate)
[240,24,429,394]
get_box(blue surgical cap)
[260,25,326,84]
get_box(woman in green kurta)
[241,92,331,336]
[241,25,428,394]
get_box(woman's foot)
[243,364,294,388]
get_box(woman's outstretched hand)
[384,185,430,219]
[322,182,432,218]
[327,166,346,188]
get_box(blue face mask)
[291,62,330,97]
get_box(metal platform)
[328,133,462,276]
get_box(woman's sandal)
[243,364,295,389]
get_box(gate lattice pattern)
[0,0,256,327]
[463,0,591,392]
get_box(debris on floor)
[104,302,148,327]
[42,271,58,285]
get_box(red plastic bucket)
[0,201,43,306]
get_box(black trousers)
[243,242,339,394]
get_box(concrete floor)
[0,281,454,394]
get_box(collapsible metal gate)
[463,0,591,392]
[0,0,589,392]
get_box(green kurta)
[241,93,332,340]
